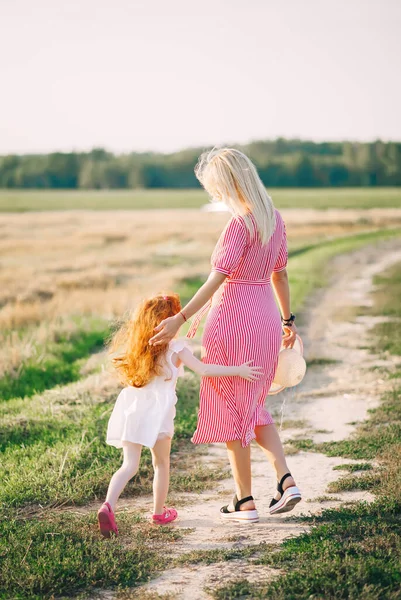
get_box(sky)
[0,0,400,154]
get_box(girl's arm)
[149,271,227,346]
[176,348,263,382]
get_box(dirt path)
[124,238,401,599]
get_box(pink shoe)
[97,502,118,538]
[152,507,178,525]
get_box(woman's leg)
[254,424,296,495]
[105,441,142,511]
[150,436,172,515]
[225,440,255,511]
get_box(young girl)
[97,293,262,537]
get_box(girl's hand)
[282,323,298,349]
[149,315,182,346]
[238,360,264,381]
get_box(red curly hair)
[109,293,182,388]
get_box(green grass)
[0,189,206,211]
[177,276,206,305]
[0,325,107,401]
[212,260,401,600]
[212,502,401,600]
[0,511,181,600]
[307,357,339,366]
[280,419,308,429]
[306,495,342,503]
[1,187,401,212]
[333,462,373,472]
[327,472,382,493]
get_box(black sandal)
[269,473,302,515]
[220,494,259,523]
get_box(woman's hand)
[149,271,226,347]
[282,323,298,349]
[149,314,183,346]
[238,360,264,381]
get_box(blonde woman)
[149,148,301,522]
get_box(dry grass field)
[1,206,401,382]
[3,207,401,326]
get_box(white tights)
[105,437,172,515]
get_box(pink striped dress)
[190,208,288,448]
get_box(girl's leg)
[105,441,142,511]
[225,440,255,511]
[150,436,172,515]
[254,424,296,496]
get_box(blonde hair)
[195,147,276,245]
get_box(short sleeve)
[212,217,248,276]
[169,338,190,355]
[169,338,191,377]
[273,217,288,272]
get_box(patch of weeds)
[368,364,389,374]
[333,463,373,472]
[370,320,401,356]
[283,444,300,456]
[286,438,316,452]
[210,579,256,599]
[116,591,178,600]
[306,495,341,503]
[280,419,308,429]
[225,534,249,543]
[307,357,339,366]
[319,423,401,461]
[327,472,381,493]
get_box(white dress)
[106,339,187,449]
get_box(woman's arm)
[271,268,291,319]
[271,268,297,349]
[181,270,226,320]
[176,348,263,382]
[149,271,227,346]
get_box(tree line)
[1,139,400,189]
